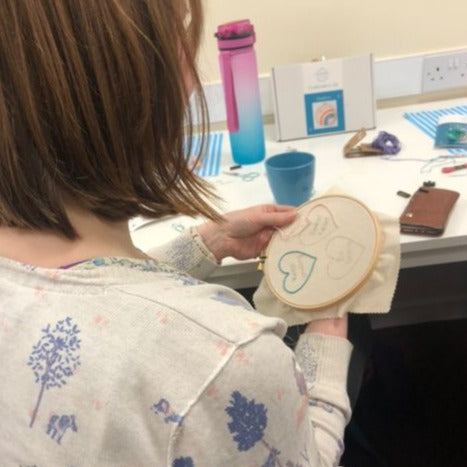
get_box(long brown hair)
[0,0,218,239]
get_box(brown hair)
[0,0,218,238]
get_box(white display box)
[271,54,376,141]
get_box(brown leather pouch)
[400,187,460,236]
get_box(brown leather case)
[400,187,460,236]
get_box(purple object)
[371,131,401,155]
[215,20,265,165]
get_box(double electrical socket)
[422,49,467,93]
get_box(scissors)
[223,171,260,182]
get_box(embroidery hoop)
[264,195,383,310]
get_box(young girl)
[0,1,351,465]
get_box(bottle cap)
[215,19,255,50]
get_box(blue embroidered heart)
[278,251,317,294]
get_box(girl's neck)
[0,206,147,268]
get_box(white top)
[0,231,352,466]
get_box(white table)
[131,97,467,291]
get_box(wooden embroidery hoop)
[264,195,383,310]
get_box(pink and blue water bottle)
[215,20,265,165]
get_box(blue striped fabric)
[403,105,467,154]
[184,132,224,177]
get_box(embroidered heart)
[279,214,310,240]
[278,251,317,294]
[299,205,338,246]
[326,236,365,280]
[279,204,338,246]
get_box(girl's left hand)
[196,204,297,262]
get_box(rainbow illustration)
[314,101,338,128]
[305,90,345,135]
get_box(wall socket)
[422,50,467,93]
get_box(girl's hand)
[196,204,296,261]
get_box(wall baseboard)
[202,49,467,124]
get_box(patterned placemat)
[403,105,467,154]
[185,132,224,177]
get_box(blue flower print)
[152,398,184,426]
[46,414,78,445]
[225,392,305,466]
[225,391,267,451]
[27,317,81,428]
[172,457,194,467]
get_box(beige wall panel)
[198,0,467,83]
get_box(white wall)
[198,0,467,84]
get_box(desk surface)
[131,97,467,289]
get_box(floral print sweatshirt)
[0,230,352,466]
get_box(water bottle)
[215,19,265,165]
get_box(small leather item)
[400,187,460,236]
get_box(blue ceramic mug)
[265,151,315,206]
